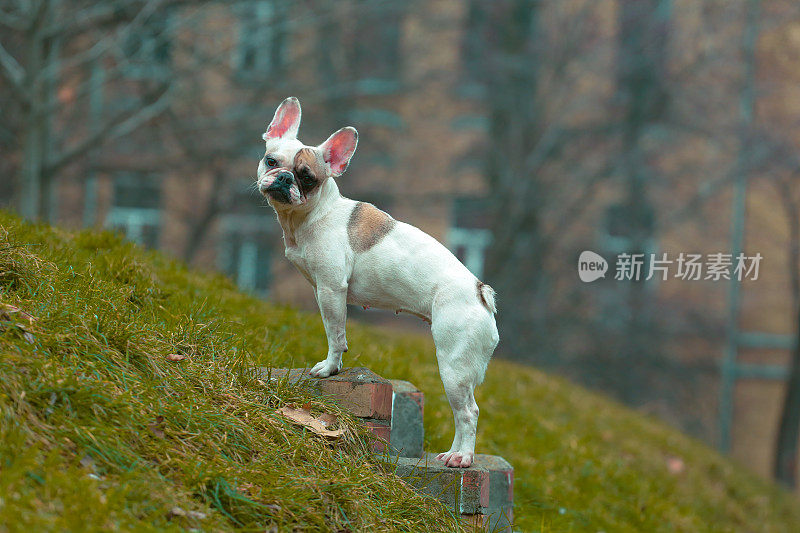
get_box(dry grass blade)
[0,302,37,343]
[0,302,36,325]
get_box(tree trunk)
[775,339,800,487]
[774,179,800,487]
[20,109,45,219]
[480,0,543,356]
[40,2,61,223]
[616,0,669,403]
[182,168,226,263]
[20,18,45,219]
[19,0,58,221]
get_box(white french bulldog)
[257,97,499,468]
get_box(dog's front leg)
[309,285,348,378]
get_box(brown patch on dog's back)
[348,202,396,252]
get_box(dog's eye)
[301,174,315,185]
[265,157,277,168]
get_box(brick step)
[264,367,392,419]
[391,453,514,531]
[261,367,513,529]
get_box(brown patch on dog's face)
[292,147,325,198]
[347,202,396,252]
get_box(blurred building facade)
[48,0,491,310]
[6,0,800,483]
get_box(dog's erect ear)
[319,127,358,177]
[263,97,301,141]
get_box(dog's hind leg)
[436,368,479,468]
[432,307,497,468]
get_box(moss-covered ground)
[2,211,799,532]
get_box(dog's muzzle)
[261,170,295,203]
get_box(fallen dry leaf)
[318,412,338,427]
[167,353,185,361]
[0,303,36,325]
[0,303,37,343]
[278,405,345,439]
[149,415,166,439]
[168,506,186,518]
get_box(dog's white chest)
[285,246,315,286]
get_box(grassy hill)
[1,210,799,532]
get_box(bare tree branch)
[46,85,173,172]
[0,7,28,30]
[0,39,27,101]
[41,3,122,39]
[662,173,735,228]
[43,0,166,77]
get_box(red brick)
[361,418,391,453]
[461,507,513,530]
[461,467,491,512]
[262,367,392,420]
[391,453,514,530]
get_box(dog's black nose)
[274,171,293,186]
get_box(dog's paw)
[436,451,474,468]
[309,359,341,378]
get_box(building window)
[219,221,273,294]
[234,1,285,77]
[349,1,403,88]
[107,172,161,249]
[598,202,658,289]
[448,197,492,279]
[457,0,488,97]
[218,186,275,294]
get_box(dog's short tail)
[477,281,497,314]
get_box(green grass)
[1,210,799,532]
